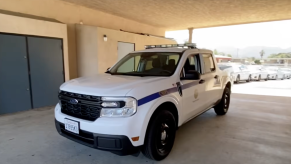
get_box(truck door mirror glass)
[181,70,200,80]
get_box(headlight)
[100,97,137,118]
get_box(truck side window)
[202,54,215,73]
[181,54,201,78]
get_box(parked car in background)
[218,65,234,87]
[218,63,251,83]
[247,65,269,81]
[264,67,285,80]
[278,68,291,79]
[237,65,252,83]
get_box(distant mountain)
[213,46,291,59]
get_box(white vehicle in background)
[55,43,232,161]
[217,63,250,83]
[278,68,291,79]
[235,64,251,83]
[247,65,269,81]
[218,65,234,87]
[265,67,285,80]
[262,67,276,80]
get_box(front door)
[180,54,207,122]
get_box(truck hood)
[60,74,167,96]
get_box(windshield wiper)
[105,70,112,74]
[111,73,145,77]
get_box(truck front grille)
[59,91,102,121]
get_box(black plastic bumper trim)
[55,119,139,155]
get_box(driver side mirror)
[181,70,201,80]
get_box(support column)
[188,28,193,43]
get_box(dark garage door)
[0,33,64,114]
[0,34,32,114]
[27,37,64,108]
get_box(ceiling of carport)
[61,0,291,30]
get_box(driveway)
[0,80,291,164]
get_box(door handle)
[199,79,205,84]
[214,75,218,79]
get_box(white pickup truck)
[55,43,232,161]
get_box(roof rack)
[145,43,197,49]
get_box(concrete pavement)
[0,80,291,164]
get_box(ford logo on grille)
[69,99,78,104]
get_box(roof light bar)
[145,43,197,49]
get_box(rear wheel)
[214,87,230,115]
[257,75,261,81]
[142,110,176,161]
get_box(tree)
[254,60,261,64]
[268,53,291,58]
[260,50,265,59]
[214,49,219,55]
[251,57,255,61]
[227,54,232,57]
[183,39,189,44]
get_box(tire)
[235,75,240,84]
[265,75,269,81]
[142,110,176,161]
[214,87,230,115]
[257,75,261,81]
[246,75,251,82]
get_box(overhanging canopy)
[61,0,291,30]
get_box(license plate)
[64,119,79,134]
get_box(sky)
[166,20,291,49]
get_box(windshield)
[218,65,232,70]
[108,52,182,76]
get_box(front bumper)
[55,119,139,155]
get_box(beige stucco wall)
[0,0,168,79]
[76,25,176,77]
[0,13,70,81]
[75,25,99,77]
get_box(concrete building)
[215,55,232,63]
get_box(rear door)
[200,53,222,107]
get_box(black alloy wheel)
[142,110,176,161]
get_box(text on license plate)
[64,119,79,134]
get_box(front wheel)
[214,87,230,115]
[235,75,240,84]
[246,75,251,82]
[142,110,176,161]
